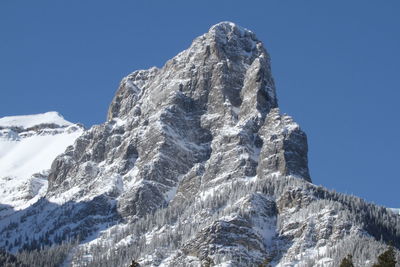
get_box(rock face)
[0,22,399,266]
[46,21,310,219]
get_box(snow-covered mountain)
[0,112,83,214]
[0,22,399,267]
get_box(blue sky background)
[1,1,399,207]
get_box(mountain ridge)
[0,112,83,218]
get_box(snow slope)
[0,111,72,129]
[389,208,400,215]
[0,112,83,211]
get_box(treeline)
[0,241,74,267]
[70,175,400,266]
[1,175,399,266]
[339,245,397,267]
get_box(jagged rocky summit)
[0,22,399,267]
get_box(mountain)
[0,22,399,267]
[0,112,83,215]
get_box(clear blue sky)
[1,1,399,207]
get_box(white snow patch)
[164,184,178,203]
[388,208,400,215]
[0,117,83,209]
[0,111,73,128]
[0,126,82,181]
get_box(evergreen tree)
[203,257,215,267]
[259,257,272,267]
[129,259,140,267]
[339,254,354,267]
[373,246,397,267]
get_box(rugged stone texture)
[258,109,311,181]
[45,21,310,220]
[176,193,277,266]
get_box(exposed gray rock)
[258,108,311,181]
[45,21,298,220]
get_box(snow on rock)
[0,111,73,129]
[389,208,400,215]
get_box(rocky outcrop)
[45,21,310,220]
[258,109,311,181]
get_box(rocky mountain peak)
[107,22,277,123]
[47,22,310,207]
[206,21,262,59]
[209,21,252,36]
